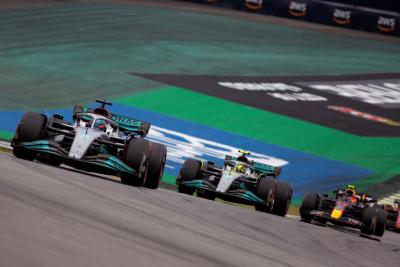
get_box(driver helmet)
[236,164,246,174]
[345,185,356,197]
[94,119,107,131]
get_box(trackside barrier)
[184,0,400,37]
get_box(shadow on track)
[310,220,381,242]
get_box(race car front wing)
[180,179,265,204]
[308,210,363,227]
[16,140,136,175]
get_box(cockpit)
[75,114,118,135]
[224,161,254,176]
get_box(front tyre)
[374,208,387,237]
[272,181,293,217]
[177,158,201,196]
[255,177,276,212]
[361,207,378,235]
[143,142,167,189]
[13,111,46,161]
[121,138,151,186]
[300,192,320,222]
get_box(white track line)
[378,192,400,205]
[286,215,301,220]
[0,141,11,150]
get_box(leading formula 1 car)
[11,100,167,189]
[300,185,387,236]
[176,151,293,216]
[384,199,400,232]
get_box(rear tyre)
[121,138,151,186]
[272,181,293,217]
[300,192,320,222]
[143,142,167,189]
[374,208,387,237]
[255,177,276,212]
[13,111,46,161]
[177,158,201,195]
[361,207,378,235]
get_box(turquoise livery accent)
[18,140,135,174]
[20,140,50,151]
[182,179,264,204]
[103,156,135,174]
[111,114,142,131]
[182,179,206,188]
[241,191,264,204]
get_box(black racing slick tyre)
[272,181,293,217]
[13,111,46,161]
[374,208,387,237]
[300,192,320,222]
[121,138,151,186]
[361,207,378,235]
[177,158,201,195]
[143,142,167,189]
[255,177,276,212]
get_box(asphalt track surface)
[0,152,399,267]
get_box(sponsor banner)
[186,0,400,36]
[272,0,321,21]
[0,105,372,197]
[350,8,400,36]
[197,0,240,9]
[332,8,351,26]
[244,0,264,11]
[313,2,354,27]
[135,73,400,137]
[288,0,307,17]
[377,15,396,33]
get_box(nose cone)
[216,172,238,193]
[331,208,343,219]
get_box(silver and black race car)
[11,100,167,189]
[176,151,293,216]
[300,186,387,236]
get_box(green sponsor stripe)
[0,130,13,141]
[116,86,400,189]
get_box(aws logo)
[333,9,351,25]
[245,0,263,11]
[377,16,395,32]
[288,1,306,17]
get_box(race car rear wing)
[73,105,151,137]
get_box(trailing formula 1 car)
[176,151,293,216]
[11,100,167,189]
[384,199,400,232]
[300,185,387,236]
